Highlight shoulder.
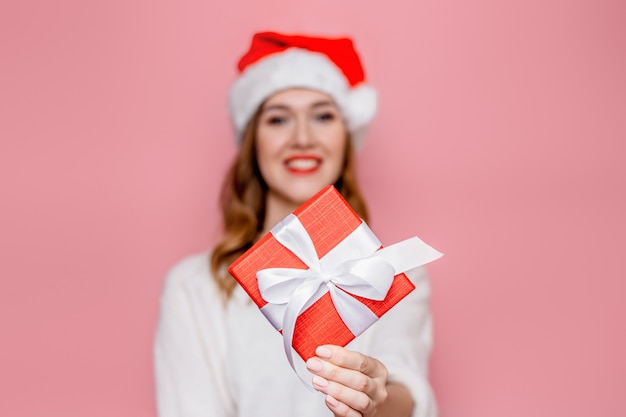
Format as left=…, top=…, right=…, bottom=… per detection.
left=160, top=251, right=216, bottom=299
left=166, top=251, right=211, bottom=281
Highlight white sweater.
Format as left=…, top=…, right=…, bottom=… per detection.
left=154, top=252, right=437, bottom=417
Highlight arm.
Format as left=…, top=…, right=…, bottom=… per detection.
left=154, top=255, right=233, bottom=417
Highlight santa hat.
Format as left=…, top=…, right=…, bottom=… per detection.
left=228, top=31, right=377, bottom=149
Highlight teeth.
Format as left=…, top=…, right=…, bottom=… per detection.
left=287, top=158, right=319, bottom=170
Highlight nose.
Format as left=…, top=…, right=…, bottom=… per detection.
left=292, top=115, right=314, bottom=147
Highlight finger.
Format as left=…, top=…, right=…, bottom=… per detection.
left=307, top=355, right=371, bottom=394
left=325, top=394, right=363, bottom=417
left=316, top=345, right=387, bottom=380
left=309, top=363, right=377, bottom=413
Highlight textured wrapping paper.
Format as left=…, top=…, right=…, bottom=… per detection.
left=228, top=185, right=442, bottom=384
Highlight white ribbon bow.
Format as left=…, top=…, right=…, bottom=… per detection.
left=256, top=214, right=443, bottom=386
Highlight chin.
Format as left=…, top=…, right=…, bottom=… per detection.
left=288, top=186, right=327, bottom=207
left=269, top=178, right=339, bottom=209
left=292, top=191, right=319, bottom=206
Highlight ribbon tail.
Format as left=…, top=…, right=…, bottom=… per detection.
left=376, top=236, right=443, bottom=274
left=281, top=279, right=324, bottom=390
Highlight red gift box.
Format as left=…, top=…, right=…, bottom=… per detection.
left=228, top=185, right=417, bottom=362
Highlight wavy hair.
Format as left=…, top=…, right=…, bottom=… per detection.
left=210, top=110, right=369, bottom=300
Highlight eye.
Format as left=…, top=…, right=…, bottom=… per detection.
left=315, top=112, right=336, bottom=122
left=264, top=115, right=288, bottom=125
left=269, top=116, right=285, bottom=124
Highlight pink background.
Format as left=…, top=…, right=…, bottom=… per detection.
left=1, top=0, right=624, bottom=416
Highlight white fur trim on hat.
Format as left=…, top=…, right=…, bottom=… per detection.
left=228, top=48, right=377, bottom=149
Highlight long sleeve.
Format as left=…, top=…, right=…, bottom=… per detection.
left=153, top=254, right=235, bottom=417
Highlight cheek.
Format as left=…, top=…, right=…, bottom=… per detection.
left=255, top=134, right=285, bottom=185
left=255, top=130, right=276, bottom=164
left=255, top=146, right=274, bottom=181
left=256, top=125, right=289, bottom=158
left=327, top=129, right=348, bottom=167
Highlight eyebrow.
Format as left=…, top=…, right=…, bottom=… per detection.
left=261, top=100, right=337, bottom=113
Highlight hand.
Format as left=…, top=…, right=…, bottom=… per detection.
left=305, top=345, right=389, bottom=417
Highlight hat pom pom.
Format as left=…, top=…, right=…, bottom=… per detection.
left=344, top=85, right=377, bottom=148
left=345, top=86, right=377, bottom=130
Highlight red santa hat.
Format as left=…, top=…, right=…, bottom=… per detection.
left=228, top=31, right=377, bottom=149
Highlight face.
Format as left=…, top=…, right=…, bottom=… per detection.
left=256, top=88, right=348, bottom=213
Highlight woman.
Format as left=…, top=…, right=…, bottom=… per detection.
left=154, top=31, right=437, bottom=417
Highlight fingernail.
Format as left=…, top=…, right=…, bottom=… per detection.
left=306, top=357, right=323, bottom=372
left=326, top=395, right=339, bottom=407
left=316, top=346, right=332, bottom=358
left=312, top=375, right=328, bottom=387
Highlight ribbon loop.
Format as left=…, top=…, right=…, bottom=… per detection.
left=257, top=268, right=314, bottom=304
left=332, top=254, right=396, bottom=300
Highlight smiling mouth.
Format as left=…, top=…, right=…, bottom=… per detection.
left=285, top=157, right=321, bottom=173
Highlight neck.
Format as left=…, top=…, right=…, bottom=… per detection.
left=260, top=193, right=299, bottom=237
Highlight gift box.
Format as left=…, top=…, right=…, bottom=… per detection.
left=229, top=185, right=442, bottom=369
